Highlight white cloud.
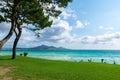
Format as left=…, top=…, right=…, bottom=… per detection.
left=20, top=29, right=36, bottom=41
left=99, top=26, right=114, bottom=30
left=61, top=8, right=76, bottom=19
left=80, top=36, right=96, bottom=44
left=0, top=22, right=10, bottom=40
left=17, top=28, right=39, bottom=47
left=63, top=32, right=120, bottom=49
left=75, top=20, right=90, bottom=29
left=84, top=21, right=90, bottom=26
left=0, top=22, right=10, bottom=32
left=79, top=32, right=120, bottom=45
left=39, top=17, right=73, bottom=43
left=76, top=20, right=84, bottom=28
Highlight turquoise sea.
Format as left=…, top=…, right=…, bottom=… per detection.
left=1, top=50, right=120, bottom=64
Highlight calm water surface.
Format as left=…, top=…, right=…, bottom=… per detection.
left=1, top=50, right=120, bottom=64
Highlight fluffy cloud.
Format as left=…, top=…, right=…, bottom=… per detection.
left=61, top=9, right=76, bottom=19
left=38, top=18, right=73, bottom=43
left=0, top=22, right=10, bottom=32
left=17, top=28, right=39, bottom=47
left=0, top=22, right=10, bottom=40
left=75, top=20, right=90, bottom=29
left=79, top=32, right=120, bottom=45
left=76, top=20, right=84, bottom=28
left=80, top=36, right=96, bottom=44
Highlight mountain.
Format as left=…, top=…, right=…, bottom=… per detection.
left=17, top=45, right=70, bottom=50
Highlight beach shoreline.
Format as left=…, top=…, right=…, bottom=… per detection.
left=1, top=50, right=120, bottom=64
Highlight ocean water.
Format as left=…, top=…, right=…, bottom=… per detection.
left=0, top=50, right=120, bottom=64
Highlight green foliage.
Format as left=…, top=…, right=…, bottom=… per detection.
left=56, top=0, right=73, bottom=7
left=0, top=0, right=72, bottom=35
left=0, top=56, right=120, bottom=80
left=0, top=0, right=12, bottom=23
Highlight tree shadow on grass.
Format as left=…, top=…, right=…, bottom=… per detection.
left=0, top=58, right=12, bottom=60
left=0, top=56, right=13, bottom=60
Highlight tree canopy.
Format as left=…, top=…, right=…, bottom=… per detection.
left=0, top=0, right=72, bottom=30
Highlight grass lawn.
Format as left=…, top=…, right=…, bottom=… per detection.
left=0, top=56, right=120, bottom=80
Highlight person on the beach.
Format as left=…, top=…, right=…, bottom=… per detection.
left=113, top=60, right=116, bottom=64
left=88, top=58, right=92, bottom=62
left=101, top=59, right=104, bottom=63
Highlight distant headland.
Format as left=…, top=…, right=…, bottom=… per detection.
left=3, top=45, right=70, bottom=51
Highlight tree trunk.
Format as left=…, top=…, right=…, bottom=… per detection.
left=0, top=23, right=15, bottom=49
left=12, top=26, right=22, bottom=59
left=0, top=0, right=20, bottom=50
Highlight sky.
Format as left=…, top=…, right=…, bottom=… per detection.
left=1, top=0, right=120, bottom=49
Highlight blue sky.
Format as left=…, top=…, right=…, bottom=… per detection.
left=1, top=0, right=120, bottom=49
left=69, top=0, right=120, bottom=35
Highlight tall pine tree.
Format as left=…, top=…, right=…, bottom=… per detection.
left=0, top=0, right=72, bottom=59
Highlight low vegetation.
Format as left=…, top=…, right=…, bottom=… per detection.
left=0, top=56, right=120, bottom=80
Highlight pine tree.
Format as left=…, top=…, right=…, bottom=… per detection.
left=0, top=0, right=72, bottom=59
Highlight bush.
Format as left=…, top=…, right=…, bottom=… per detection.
left=20, top=53, right=23, bottom=56
left=23, top=52, right=28, bottom=57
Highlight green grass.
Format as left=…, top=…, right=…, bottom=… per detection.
left=0, top=56, right=120, bottom=80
